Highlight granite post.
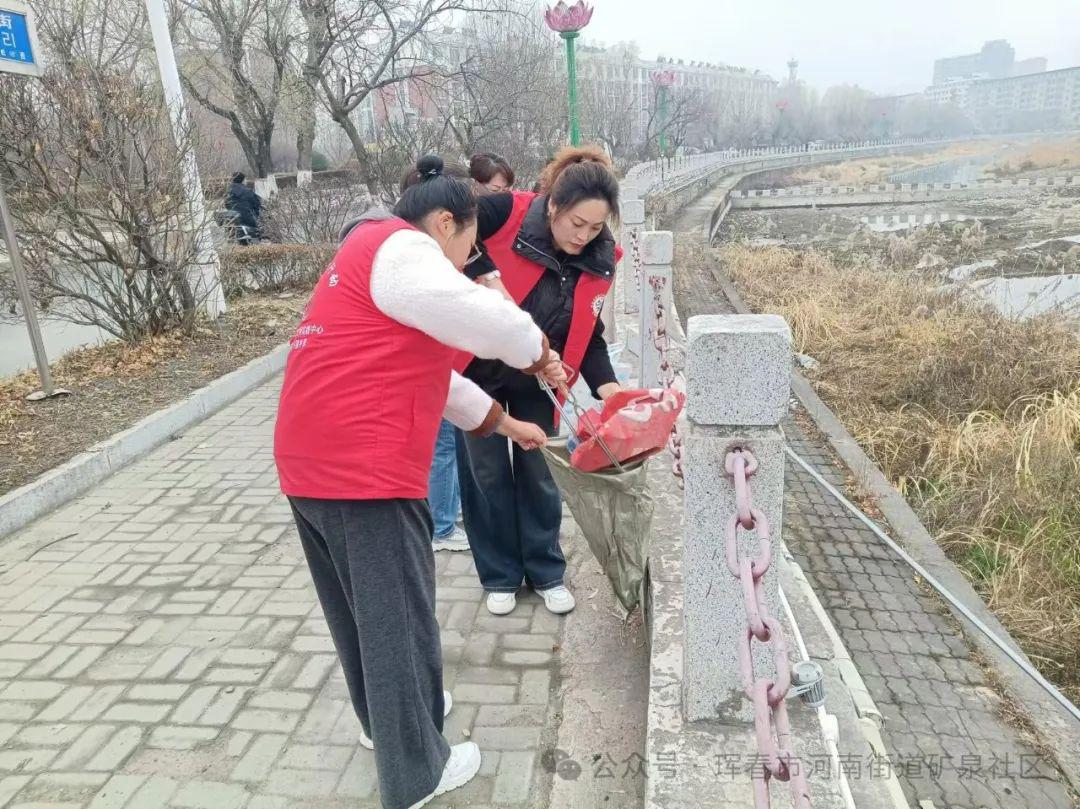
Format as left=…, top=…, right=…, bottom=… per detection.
left=638, top=231, right=674, bottom=389
left=682, top=314, right=792, bottom=722
left=620, top=193, right=645, bottom=315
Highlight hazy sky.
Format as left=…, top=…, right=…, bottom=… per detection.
left=581, top=0, right=1080, bottom=95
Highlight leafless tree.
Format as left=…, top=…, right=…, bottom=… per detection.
left=578, top=44, right=643, bottom=167
left=294, top=0, right=329, bottom=173
left=31, top=0, right=148, bottom=72
left=0, top=61, right=214, bottom=340
left=819, top=84, right=876, bottom=141
left=293, top=0, right=506, bottom=186
left=175, top=0, right=295, bottom=178
left=422, top=12, right=564, bottom=183
left=708, top=86, right=768, bottom=148
left=642, top=82, right=708, bottom=158
left=770, top=81, right=821, bottom=145
left=365, top=117, right=462, bottom=199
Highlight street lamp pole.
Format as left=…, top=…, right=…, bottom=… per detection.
left=545, top=2, right=594, bottom=147
left=561, top=31, right=581, bottom=146
left=652, top=69, right=676, bottom=158
left=145, top=0, right=226, bottom=318
left=658, top=84, right=668, bottom=155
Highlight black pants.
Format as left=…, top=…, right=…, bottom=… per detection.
left=289, top=496, right=449, bottom=809
left=456, top=376, right=565, bottom=593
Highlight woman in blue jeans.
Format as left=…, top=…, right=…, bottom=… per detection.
left=456, top=146, right=622, bottom=617
left=429, top=420, right=467, bottom=551
left=428, top=153, right=517, bottom=553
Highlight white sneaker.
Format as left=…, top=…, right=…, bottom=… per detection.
left=540, top=585, right=576, bottom=615
left=433, top=527, right=470, bottom=553
left=486, top=591, right=517, bottom=616
left=359, top=691, right=453, bottom=751
left=408, top=742, right=482, bottom=809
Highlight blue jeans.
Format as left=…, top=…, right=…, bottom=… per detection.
left=428, top=420, right=461, bottom=540
left=456, top=377, right=565, bottom=593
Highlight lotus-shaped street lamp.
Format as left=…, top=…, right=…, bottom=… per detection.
left=545, top=2, right=595, bottom=145
left=651, top=69, right=677, bottom=88
left=545, top=1, right=594, bottom=32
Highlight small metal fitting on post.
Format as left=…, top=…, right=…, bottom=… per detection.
left=790, top=660, right=826, bottom=708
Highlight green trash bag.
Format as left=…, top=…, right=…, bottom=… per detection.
left=541, top=438, right=654, bottom=612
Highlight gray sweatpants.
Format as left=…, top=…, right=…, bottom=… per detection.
left=288, top=496, right=450, bottom=809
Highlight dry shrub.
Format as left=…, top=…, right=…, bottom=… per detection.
left=723, top=243, right=1080, bottom=700
left=958, top=221, right=987, bottom=259
left=220, top=243, right=335, bottom=297
left=887, top=234, right=919, bottom=266
left=259, top=183, right=368, bottom=245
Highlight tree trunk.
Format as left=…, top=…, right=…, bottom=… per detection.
left=296, top=84, right=317, bottom=173
left=334, top=107, right=374, bottom=190
left=297, top=2, right=328, bottom=173
left=257, top=127, right=274, bottom=178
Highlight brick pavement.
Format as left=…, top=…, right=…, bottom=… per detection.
left=0, top=380, right=561, bottom=809
left=672, top=236, right=1076, bottom=809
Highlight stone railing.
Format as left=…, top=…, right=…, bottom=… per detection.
left=733, top=174, right=1080, bottom=199
left=625, top=138, right=944, bottom=198
left=615, top=140, right=867, bottom=808
left=623, top=138, right=963, bottom=232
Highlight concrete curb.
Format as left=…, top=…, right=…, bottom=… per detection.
left=0, top=343, right=290, bottom=541
left=709, top=264, right=1080, bottom=796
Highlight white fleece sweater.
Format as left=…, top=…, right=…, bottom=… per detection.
left=369, top=229, right=544, bottom=432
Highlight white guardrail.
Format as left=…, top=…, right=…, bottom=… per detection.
left=623, top=137, right=952, bottom=199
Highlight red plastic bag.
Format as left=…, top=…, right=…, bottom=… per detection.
left=570, top=387, right=686, bottom=473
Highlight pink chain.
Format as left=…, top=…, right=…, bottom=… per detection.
left=648, top=275, right=684, bottom=483
left=725, top=449, right=811, bottom=809
left=726, top=449, right=759, bottom=529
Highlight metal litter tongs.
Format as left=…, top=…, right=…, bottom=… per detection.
left=538, top=365, right=625, bottom=473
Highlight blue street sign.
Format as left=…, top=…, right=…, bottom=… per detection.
left=0, top=10, right=32, bottom=65
left=0, top=3, right=40, bottom=76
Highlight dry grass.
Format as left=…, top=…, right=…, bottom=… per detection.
left=989, top=137, right=1080, bottom=177
left=722, top=244, right=1080, bottom=701
left=789, top=159, right=898, bottom=187
left=789, top=141, right=995, bottom=186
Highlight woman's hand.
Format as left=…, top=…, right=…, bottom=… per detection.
left=597, top=382, right=622, bottom=401
left=539, top=349, right=568, bottom=388
left=496, top=416, right=548, bottom=451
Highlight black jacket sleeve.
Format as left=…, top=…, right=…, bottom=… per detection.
left=476, top=192, right=514, bottom=239
left=465, top=193, right=515, bottom=280
left=578, top=315, right=618, bottom=399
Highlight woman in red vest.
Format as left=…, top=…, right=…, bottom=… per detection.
left=274, top=156, right=562, bottom=809
left=455, top=146, right=623, bottom=618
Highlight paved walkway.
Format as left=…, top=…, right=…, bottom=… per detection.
left=672, top=232, right=1076, bottom=809
left=0, top=379, right=571, bottom=809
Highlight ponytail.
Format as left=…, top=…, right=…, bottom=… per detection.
left=394, top=155, right=477, bottom=228
left=538, top=145, right=619, bottom=219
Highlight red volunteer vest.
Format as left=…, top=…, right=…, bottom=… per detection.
left=453, top=191, right=618, bottom=390
left=274, top=218, right=455, bottom=500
